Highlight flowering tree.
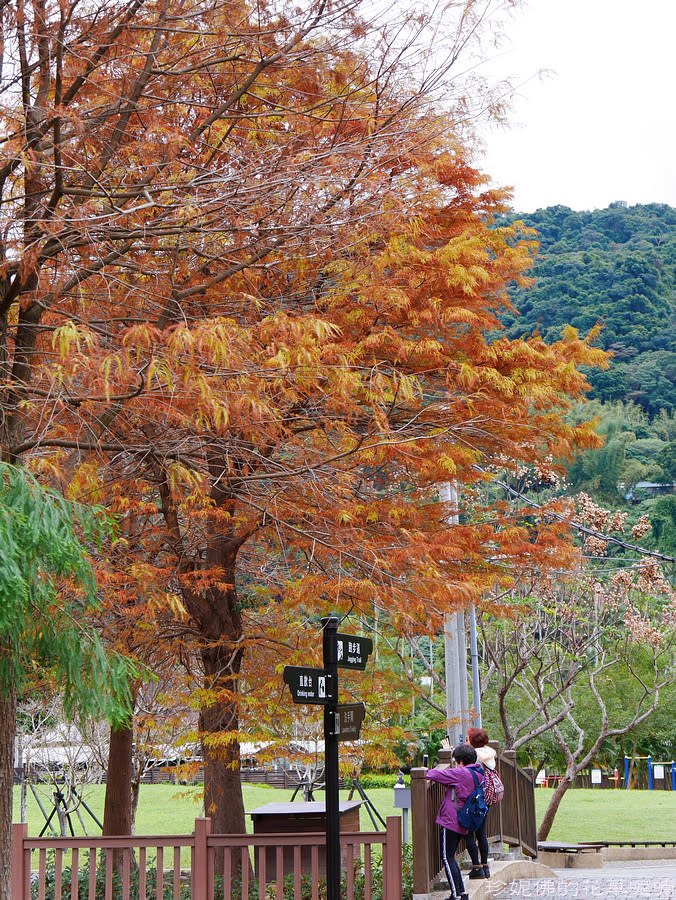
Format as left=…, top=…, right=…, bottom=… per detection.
left=477, top=496, right=676, bottom=840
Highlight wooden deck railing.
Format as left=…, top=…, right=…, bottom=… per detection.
left=11, top=815, right=402, bottom=900
left=490, top=750, right=537, bottom=857
left=410, top=746, right=537, bottom=896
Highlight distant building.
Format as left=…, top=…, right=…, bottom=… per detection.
left=623, top=481, right=676, bottom=502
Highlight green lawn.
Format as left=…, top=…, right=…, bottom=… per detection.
left=12, top=782, right=399, bottom=836
left=534, top=787, right=676, bottom=842
left=13, top=783, right=676, bottom=843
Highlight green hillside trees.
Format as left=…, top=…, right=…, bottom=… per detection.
left=502, top=203, right=676, bottom=415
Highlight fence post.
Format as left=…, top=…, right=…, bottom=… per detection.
left=410, top=767, right=430, bottom=900
left=193, top=817, right=212, bottom=900
left=502, top=750, right=519, bottom=847
left=384, top=816, right=402, bottom=900
left=11, top=822, right=28, bottom=900
left=522, top=765, right=535, bottom=855
left=438, top=748, right=453, bottom=765
left=489, top=743, right=503, bottom=845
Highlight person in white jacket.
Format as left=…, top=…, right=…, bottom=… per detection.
left=467, top=727, right=497, bottom=879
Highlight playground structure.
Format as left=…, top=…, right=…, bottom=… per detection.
left=533, top=759, right=676, bottom=790
left=624, top=755, right=676, bottom=790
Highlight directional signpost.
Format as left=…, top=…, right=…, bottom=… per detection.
left=333, top=702, right=366, bottom=741
left=283, top=666, right=333, bottom=705
left=282, top=616, right=372, bottom=900
left=335, top=633, right=373, bottom=670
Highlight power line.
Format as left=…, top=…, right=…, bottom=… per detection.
left=474, top=466, right=676, bottom=565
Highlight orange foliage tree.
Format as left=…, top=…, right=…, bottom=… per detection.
left=0, top=0, right=606, bottom=837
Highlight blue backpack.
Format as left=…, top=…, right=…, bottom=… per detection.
left=455, top=767, right=488, bottom=830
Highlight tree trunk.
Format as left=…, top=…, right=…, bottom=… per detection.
left=195, top=472, right=247, bottom=837
left=160, top=459, right=249, bottom=838
left=103, top=721, right=134, bottom=873
left=200, top=642, right=246, bottom=835
left=103, top=721, right=134, bottom=835
left=537, top=772, right=574, bottom=841
left=0, top=677, right=17, bottom=900
left=200, top=633, right=249, bottom=890
left=131, top=766, right=142, bottom=830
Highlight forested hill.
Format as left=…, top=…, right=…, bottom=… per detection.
left=501, top=202, right=676, bottom=415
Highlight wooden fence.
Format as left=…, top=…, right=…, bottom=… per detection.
left=410, top=748, right=537, bottom=896
left=14, top=766, right=347, bottom=789
left=11, top=816, right=402, bottom=900
left=240, top=769, right=347, bottom=791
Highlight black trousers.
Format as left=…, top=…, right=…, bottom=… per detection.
left=474, top=816, right=489, bottom=865
left=440, top=827, right=480, bottom=897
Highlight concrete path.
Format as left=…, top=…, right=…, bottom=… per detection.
left=479, top=859, right=675, bottom=899
left=432, top=858, right=676, bottom=900
left=490, top=859, right=676, bottom=898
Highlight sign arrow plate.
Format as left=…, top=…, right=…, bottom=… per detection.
left=283, top=666, right=334, bottom=705
left=335, top=633, right=373, bottom=670
left=333, top=702, right=366, bottom=741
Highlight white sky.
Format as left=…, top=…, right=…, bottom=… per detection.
left=476, top=0, right=676, bottom=213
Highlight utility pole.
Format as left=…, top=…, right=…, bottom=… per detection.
left=458, top=609, right=470, bottom=737
left=440, top=482, right=482, bottom=741
left=440, top=482, right=465, bottom=744
left=469, top=605, right=482, bottom=727
left=443, top=612, right=463, bottom=746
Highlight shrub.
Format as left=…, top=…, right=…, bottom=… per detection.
left=31, top=855, right=190, bottom=900
left=352, top=773, right=406, bottom=789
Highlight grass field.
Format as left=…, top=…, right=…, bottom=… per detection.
left=13, top=783, right=676, bottom=843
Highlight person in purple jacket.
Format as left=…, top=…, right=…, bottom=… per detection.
left=425, top=743, right=485, bottom=900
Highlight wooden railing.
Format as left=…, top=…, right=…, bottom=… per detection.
left=489, top=750, right=537, bottom=858
left=14, top=766, right=347, bottom=788
left=240, top=769, right=347, bottom=790
left=410, top=747, right=537, bottom=896
left=11, top=815, right=402, bottom=900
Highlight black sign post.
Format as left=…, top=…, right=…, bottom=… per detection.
left=282, top=619, right=372, bottom=900
left=322, top=616, right=341, bottom=900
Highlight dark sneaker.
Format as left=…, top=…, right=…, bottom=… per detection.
left=468, top=867, right=486, bottom=879
left=482, top=865, right=491, bottom=878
